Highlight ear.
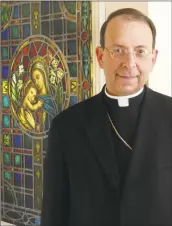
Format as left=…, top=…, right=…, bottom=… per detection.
left=152, top=49, right=158, bottom=66
left=96, top=46, right=104, bottom=69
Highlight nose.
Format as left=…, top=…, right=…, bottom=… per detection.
left=122, top=52, right=136, bottom=69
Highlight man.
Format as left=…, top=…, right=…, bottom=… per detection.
left=41, top=8, right=172, bottom=226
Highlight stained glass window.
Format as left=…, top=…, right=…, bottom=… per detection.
left=1, top=1, right=92, bottom=225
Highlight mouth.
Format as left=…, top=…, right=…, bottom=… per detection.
left=117, top=73, right=138, bottom=79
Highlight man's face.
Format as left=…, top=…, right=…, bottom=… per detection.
left=96, top=16, right=158, bottom=96
left=27, top=87, right=37, bottom=104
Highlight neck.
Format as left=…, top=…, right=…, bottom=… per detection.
left=39, top=87, right=47, bottom=95
left=105, top=87, right=144, bottom=99
left=105, top=86, right=144, bottom=107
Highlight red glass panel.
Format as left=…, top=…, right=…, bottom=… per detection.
left=29, top=43, right=37, bottom=57
left=39, top=43, right=47, bottom=56
left=35, top=41, right=42, bottom=52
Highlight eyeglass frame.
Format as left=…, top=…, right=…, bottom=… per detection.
left=101, top=45, right=153, bottom=60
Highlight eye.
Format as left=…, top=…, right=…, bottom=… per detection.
left=113, top=47, right=125, bottom=54
left=136, top=48, right=148, bottom=56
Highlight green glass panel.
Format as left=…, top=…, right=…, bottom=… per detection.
left=13, top=119, right=19, bottom=128
left=67, top=20, right=76, bottom=33
left=56, top=42, right=63, bottom=52
left=68, top=62, right=77, bottom=77
left=83, top=61, right=89, bottom=78
left=4, top=171, right=12, bottom=181
left=11, top=25, right=19, bottom=39
left=64, top=2, right=76, bottom=15
left=82, top=1, right=88, bottom=10
left=22, top=3, right=30, bottom=17
left=24, top=134, right=32, bottom=149
left=3, top=134, right=10, bottom=147
left=82, top=13, right=88, bottom=29
left=3, top=152, right=10, bottom=165
left=3, top=115, right=10, bottom=128
left=1, top=6, right=11, bottom=26
left=2, top=96, right=10, bottom=108
left=2, top=47, right=8, bottom=60
left=83, top=45, right=89, bottom=58
left=14, top=155, right=21, bottom=166
left=82, top=1, right=88, bottom=29
left=84, top=93, right=88, bottom=100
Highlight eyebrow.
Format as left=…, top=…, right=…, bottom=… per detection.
left=111, top=44, right=149, bottom=49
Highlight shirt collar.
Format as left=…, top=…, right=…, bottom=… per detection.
left=105, top=86, right=144, bottom=107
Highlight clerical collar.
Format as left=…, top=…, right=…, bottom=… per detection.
left=105, top=87, right=144, bottom=107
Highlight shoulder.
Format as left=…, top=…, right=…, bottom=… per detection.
left=148, top=87, right=172, bottom=104
left=51, top=92, right=102, bottom=131
left=147, top=87, right=172, bottom=117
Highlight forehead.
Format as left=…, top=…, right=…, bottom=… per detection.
left=105, top=16, right=153, bottom=48
left=32, top=69, right=41, bottom=76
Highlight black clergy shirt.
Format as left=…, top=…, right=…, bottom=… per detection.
left=103, top=87, right=145, bottom=196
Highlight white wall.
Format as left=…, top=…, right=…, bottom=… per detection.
left=148, top=2, right=171, bottom=96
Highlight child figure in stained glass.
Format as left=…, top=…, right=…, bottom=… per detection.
left=18, top=80, right=43, bottom=131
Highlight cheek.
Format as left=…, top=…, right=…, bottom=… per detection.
left=103, top=59, right=121, bottom=74
left=137, top=61, right=153, bottom=76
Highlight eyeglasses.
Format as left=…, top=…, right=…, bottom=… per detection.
left=103, top=46, right=152, bottom=60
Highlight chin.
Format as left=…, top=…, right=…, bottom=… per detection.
left=122, top=86, right=141, bottom=95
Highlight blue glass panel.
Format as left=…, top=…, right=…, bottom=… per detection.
left=25, top=195, right=33, bottom=209
left=25, top=156, right=32, bottom=169
left=69, top=96, right=77, bottom=107
left=1, top=28, right=9, bottom=40
left=13, top=135, right=22, bottom=148
left=43, top=138, right=48, bottom=152
left=13, top=6, right=19, bottom=19
left=67, top=40, right=76, bottom=55
left=35, top=216, right=41, bottom=225
left=2, top=66, right=9, bottom=79
left=14, top=173, right=22, bottom=186
left=25, top=175, right=33, bottom=189
left=54, top=19, right=63, bottom=35
left=53, top=2, right=60, bottom=13
left=12, top=46, right=17, bottom=55
left=23, top=24, right=30, bottom=38
left=41, top=21, right=49, bottom=37
left=3, top=115, right=10, bottom=128
left=2, top=96, right=9, bottom=108
left=41, top=2, right=49, bottom=15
